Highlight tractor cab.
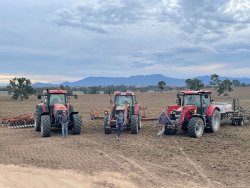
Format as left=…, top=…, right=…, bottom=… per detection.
left=179, top=90, right=212, bottom=115
left=112, top=91, right=136, bottom=118
left=114, top=91, right=136, bottom=106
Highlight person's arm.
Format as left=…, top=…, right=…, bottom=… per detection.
left=165, top=115, right=172, bottom=124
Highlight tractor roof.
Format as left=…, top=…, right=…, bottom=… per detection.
left=181, top=90, right=211, bottom=95
left=114, top=91, right=135, bottom=96
left=43, top=89, right=67, bottom=94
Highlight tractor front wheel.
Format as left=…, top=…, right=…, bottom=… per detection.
left=71, top=114, right=82, bottom=135
left=41, top=115, right=51, bottom=137
left=164, top=125, right=177, bottom=135
left=104, top=115, right=111, bottom=134
left=207, top=110, right=221, bottom=133
left=131, top=115, right=139, bottom=134
left=188, top=117, right=204, bottom=138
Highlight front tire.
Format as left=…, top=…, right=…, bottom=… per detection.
left=164, top=125, right=177, bottom=135
left=207, top=110, right=221, bottom=133
left=131, top=115, right=139, bottom=134
left=188, top=117, right=204, bottom=138
left=71, top=114, right=82, bottom=135
left=41, top=115, right=51, bottom=137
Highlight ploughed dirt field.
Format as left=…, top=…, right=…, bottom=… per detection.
left=0, top=88, right=250, bottom=188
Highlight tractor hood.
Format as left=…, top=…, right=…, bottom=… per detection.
left=54, top=104, right=67, bottom=111
left=176, top=105, right=196, bottom=112
left=115, top=105, right=126, bottom=111
left=54, top=104, right=67, bottom=114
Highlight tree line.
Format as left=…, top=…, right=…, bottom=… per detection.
left=2, top=75, right=249, bottom=100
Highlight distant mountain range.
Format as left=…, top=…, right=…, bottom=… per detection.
left=32, top=74, right=250, bottom=87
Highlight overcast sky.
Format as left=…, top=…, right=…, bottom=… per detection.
left=0, top=0, right=250, bottom=85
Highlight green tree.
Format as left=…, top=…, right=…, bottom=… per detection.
left=185, top=79, right=204, bottom=90
left=59, top=85, right=73, bottom=95
left=232, top=80, right=240, bottom=87
left=8, top=77, right=34, bottom=100
left=215, top=79, right=233, bottom=96
left=222, top=79, right=233, bottom=96
left=158, top=81, right=166, bottom=93
left=209, top=74, right=220, bottom=88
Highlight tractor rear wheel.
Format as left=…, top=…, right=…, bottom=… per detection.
left=71, top=114, right=82, bottom=135
left=207, top=110, right=221, bottom=133
left=131, top=115, right=139, bottom=134
left=34, top=110, right=41, bottom=132
left=104, top=115, right=111, bottom=134
left=188, top=117, right=204, bottom=138
left=41, top=115, right=51, bottom=137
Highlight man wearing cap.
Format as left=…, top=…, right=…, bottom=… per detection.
left=59, top=110, right=69, bottom=138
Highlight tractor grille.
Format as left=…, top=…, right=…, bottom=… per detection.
left=175, top=112, right=181, bottom=122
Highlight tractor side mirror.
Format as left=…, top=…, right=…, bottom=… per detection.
left=37, top=95, right=41, bottom=99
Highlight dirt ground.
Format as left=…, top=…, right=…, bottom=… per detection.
left=0, top=88, right=250, bottom=188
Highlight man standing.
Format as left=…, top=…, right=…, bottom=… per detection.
left=60, top=110, right=69, bottom=138
left=116, top=111, right=124, bottom=141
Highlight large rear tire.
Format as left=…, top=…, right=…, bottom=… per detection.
left=207, top=110, right=221, bottom=133
left=131, top=115, right=139, bottom=134
left=104, top=115, right=111, bottom=134
left=41, top=115, right=51, bottom=137
left=71, top=114, right=82, bottom=135
left=188, top=117, right=204, bottom=138
left=34, top=109, right=41, bottom=132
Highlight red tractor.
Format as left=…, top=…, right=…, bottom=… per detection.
left=165, top=90, right=221, bottom=138
left=35, top=89, right=82, bottom=137
left=103, top=91, right=141, bottom=134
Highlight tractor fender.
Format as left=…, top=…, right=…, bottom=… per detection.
left=41, top=112, right=50, bottom=116
left=178, top=105, right=196, bottom=124
left=190, top=114, right=206, bottom=124
left=36, top=104, right=47, bottom=114
left=134, top=103, right=140, bottom=115
left=69, top=111, right=79, bottom=118
left=206, top=105, right=220, bottom=117
left=67, top=103, right=74, bottom=114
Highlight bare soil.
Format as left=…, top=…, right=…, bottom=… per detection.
left=0, top=88, right=250, bottom=188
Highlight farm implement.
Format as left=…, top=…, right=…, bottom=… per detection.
left=164, top=90, right=250, bottom=138
left=1, top=113, right=34, bottom=128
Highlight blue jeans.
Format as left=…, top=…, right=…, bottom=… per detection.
left=62, top=123, right=68, bottom=138
left=116, top=123, right=123, bottom=138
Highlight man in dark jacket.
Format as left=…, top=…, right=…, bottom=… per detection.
left=116, top=111, right=124, bottom=141
left=59, top=110, right=69, bottom=138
